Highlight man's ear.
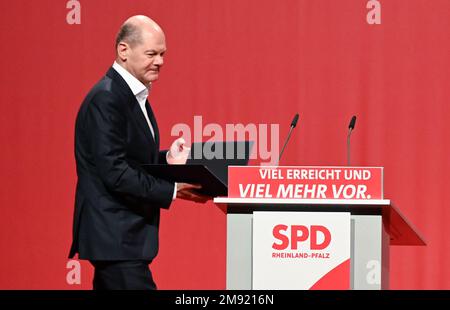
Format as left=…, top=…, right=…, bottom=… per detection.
left=117, top=42, right=129, bottom=61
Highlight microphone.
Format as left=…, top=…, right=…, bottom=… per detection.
left=278, top=113, right=299, bottom=165
left=347, top=115, right=357, bottom=165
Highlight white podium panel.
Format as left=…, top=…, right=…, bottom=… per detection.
left=252, top=212, right=351, bottom=290
left=217, top=198, right=419, bottom=290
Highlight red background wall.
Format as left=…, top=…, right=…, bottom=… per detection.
left=0, top=0, right=449, bottom=289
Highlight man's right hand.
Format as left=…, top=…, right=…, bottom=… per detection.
left=176, top=183, right=211, bottom=203
left=167, top=138, right=190, bottom=165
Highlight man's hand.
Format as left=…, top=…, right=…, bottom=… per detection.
left=176, top=183, right=211, bottom=203
left=167, top=137, right=191, bottom=165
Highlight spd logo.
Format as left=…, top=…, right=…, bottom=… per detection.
left=272, top=225, right=331, bottom=250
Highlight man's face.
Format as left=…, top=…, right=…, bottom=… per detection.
left=125, top=30, right=166, bottom=86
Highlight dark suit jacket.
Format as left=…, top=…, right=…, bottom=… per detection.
left=69, top=67, right=174, bottom=261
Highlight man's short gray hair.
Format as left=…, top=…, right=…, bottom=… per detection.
left=115, top=23, right=142, bottom=49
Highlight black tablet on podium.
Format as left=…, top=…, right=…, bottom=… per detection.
left=142, top=141, right=253, bottom=197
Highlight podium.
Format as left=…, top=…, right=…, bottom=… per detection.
left=213, top=167, right=426, bottom=290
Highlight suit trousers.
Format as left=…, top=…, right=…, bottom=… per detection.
left=90, top=260, right=157, bottom=290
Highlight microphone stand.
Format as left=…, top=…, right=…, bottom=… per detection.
left=347, top=127, right=353, bottom=166
left=347, top=116, right=356, bottom=166
left=279, top=125, right=295, bottom=165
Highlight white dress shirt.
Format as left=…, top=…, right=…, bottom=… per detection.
left=112, top=61, right=177, bottom=200
left=112, top=62, right=155, bottom=138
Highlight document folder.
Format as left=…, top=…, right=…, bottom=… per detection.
left=142, top=164, right=228, bottom=197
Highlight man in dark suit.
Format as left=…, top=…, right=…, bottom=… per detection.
left=69, top=15, right=207, bottom=290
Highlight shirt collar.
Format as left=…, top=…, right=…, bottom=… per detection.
left=112, top=61, right=150, bottom=99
